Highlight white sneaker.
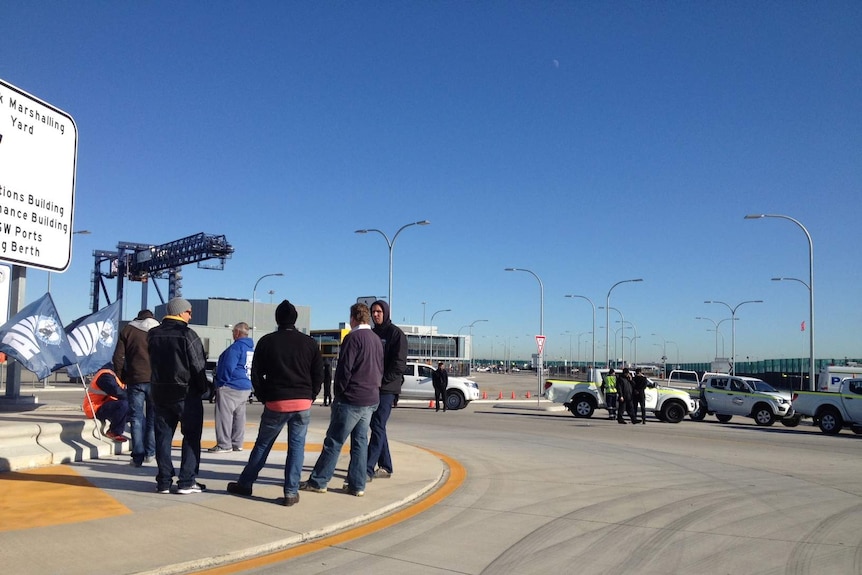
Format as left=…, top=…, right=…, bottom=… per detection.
left=177, top=483, right=207, bottom=495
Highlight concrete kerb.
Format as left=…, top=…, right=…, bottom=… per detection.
left=0, top=407, right=128, bottom=472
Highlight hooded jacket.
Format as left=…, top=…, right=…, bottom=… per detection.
left=216, top=336, right=254, bottom=391
left=113, top=316, right=160, bottom=385
left=371, top=300, right=408, bottom=395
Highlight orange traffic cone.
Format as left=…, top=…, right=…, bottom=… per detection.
left=482, top=391, right=487, bottom=399
left=497, top=391, right=503, bottom=399
left=428, top=400, right=435, bottom=408
left=511, top=391, right=516, bottom=399
left=526, top=391, right=531, bottom=398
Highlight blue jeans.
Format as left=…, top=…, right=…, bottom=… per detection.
left=128, top=383, right=155, bottom=464
left=309, top=399, right=377, bottom=491
left=153, top=396, right=203, bottom=490
left=367, top=392, right=395, bottom=477
left=238, top=407, right=310, bottom=496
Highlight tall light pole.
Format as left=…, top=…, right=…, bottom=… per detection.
left=505, top=268, right=544, bottom=397
left=428, top=308, right=451, bottom=361
left=617, top=319, right=638, bottom=365
left=566, top=294, right=596, bottom=370
left=251, top=273, right=283, bottom=340
left=705, top=299, right=763, bottom=375
left=468, top=319, right=488, bottom=371
left=355, top=220, right=430, bottom=313
left=600, top=305, right=626, bottom=365
left=606, top=279, right=642, bottom=368
left=746, top=213, right=814, bottom=389
left=772, top=277, right=810, bottom=389
left=695, top=316, right=720, bottom=360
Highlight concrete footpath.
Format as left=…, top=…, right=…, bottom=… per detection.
left=0, top=393, right=450, bottom=575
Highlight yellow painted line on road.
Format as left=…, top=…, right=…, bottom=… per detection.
left=0, top=465, right=131, bottom=531
left=190, top=448, right=465, bottom=575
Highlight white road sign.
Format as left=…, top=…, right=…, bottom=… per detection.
left=0, top=78, right=77, bottom=272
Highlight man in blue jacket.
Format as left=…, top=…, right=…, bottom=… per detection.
left=209, top=322, right=254, bottom=453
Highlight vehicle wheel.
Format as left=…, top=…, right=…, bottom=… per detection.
left=445, top=390, right=466, bottom=410
left=716, top=414, right=733, bottom=423
left=661, top=401, right=686, bottom=424
left=568, top=394, right=595, bottom=418
left=753, top=404, right=776, bottom=426
left=781, top=414, right=802, bottom=427
left=817, top=407, right=843, bottom=435
left=689, top=399, right=707, bottom=421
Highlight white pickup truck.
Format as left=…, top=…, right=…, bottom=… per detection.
left=791, top=378, right=862, bottom=434
left=543, top=369, right=698, bottom=423
left=690, top=374, right=797, bottom=426
left=400, top=362, right=480, bottom=410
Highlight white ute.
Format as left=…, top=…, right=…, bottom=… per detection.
left=399, top=362, right=480, bottom=410
left=543, top=369, right=698, bottom=423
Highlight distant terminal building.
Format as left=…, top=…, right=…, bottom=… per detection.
left=154, top=297, right=311, bottom=361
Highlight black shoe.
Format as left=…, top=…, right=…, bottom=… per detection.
left=227, top=482, right=252, bottom=496
left=277, top=494, right=299, bottom=506
left=617, top=420, right=628, bottom=424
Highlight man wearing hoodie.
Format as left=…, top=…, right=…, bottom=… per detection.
left=113, top=309, right=159, bottom=467
left=148, top=298, right=209, bottom=495
left=366, top=299, right=407, bottom=481
left=228, top=301, right=323, bottom=506
left=209, top=322, right=254, bottom=453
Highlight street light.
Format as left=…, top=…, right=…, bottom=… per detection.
left=704, top=299, right=763, bottom=375
left=606, top=279, right=642, bottom=368
left=746, top=213, right=814, bottom=390
left=355, top=220, right=430, bottom=312
left=506, top=268, right=544, bottom=397
left=428, top=308, right=451, bottom=361
left=695, top=316, right=720, bottom=360
left=566, top=294, right=596, bottom=370
left=251, top=273, right=284, bottom=340
left=468, top=319, right=488, bottom=371
left=600, top=306, right=626, bottom=365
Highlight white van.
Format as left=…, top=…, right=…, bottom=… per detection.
left=818, top=366, right=862, bottom=393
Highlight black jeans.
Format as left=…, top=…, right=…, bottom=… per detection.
left=153, top=396, right=203, bottom=490
left=434, top=386, right=447, bottom=410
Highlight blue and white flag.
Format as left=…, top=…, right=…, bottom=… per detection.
left=0, top=293, right=76, bottom=379
left=64, top=300, right=121, bottom=376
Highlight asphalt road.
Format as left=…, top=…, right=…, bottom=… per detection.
left=33, top=375, right=862, bottom=574
left=245, top=392, right=862, bottom=574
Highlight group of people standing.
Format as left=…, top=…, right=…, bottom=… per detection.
left=105, top=295, right=410, bottom=506
left=601, top=367, right=650, bottom=424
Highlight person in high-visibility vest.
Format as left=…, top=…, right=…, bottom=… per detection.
left=601, top=368, right=618, bottom=420
left=83, top=368, right=130, bottom=442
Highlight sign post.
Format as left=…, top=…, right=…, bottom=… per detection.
left=535, top=335, right=546, bottom=404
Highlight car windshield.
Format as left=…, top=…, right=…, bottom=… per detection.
left=749, top=380, right=777, bottom=393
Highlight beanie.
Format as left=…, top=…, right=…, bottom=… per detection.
left=166, top=297, right=192, bottom=316
left=276, top=299, right=298, bottom=326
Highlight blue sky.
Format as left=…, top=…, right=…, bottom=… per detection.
left=1, top=1, right=860, bottom=364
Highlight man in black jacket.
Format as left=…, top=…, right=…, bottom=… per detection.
left=148, top=297, right=209, bottom=495
left=228, top=300, right=323, bottom=506
left=366, top=300, right=407, bottom=480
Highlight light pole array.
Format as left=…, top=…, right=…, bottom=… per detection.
left=428, top=308, right=451, bottom=361
left=505, top=268, right=545, bottom=397
left=704, top=299, right=763, bottom=375
left=605, top=278, right=642, bottom=368
left=251, top=273, right=283, bottom=340
left=566, top=294, right=596, bottom=369
left=746, top=213, right=814, bottom=389
left=355, top=220, right=430, bottom=313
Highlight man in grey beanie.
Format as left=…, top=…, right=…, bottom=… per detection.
left=148, top=297, right=209, bottom=495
